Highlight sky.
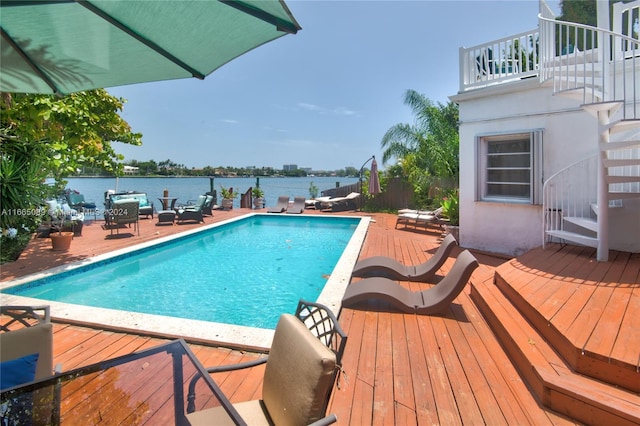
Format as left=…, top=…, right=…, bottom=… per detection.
left=107, top=0, right=561, bottom=172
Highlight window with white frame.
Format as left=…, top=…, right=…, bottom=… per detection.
left=476, top=130, right=543, bottom=204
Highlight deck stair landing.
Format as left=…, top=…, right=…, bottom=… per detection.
left=470, top=244, right=640, bottom=425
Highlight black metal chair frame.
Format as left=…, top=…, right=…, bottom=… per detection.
left=186, top=299, right=347, bottom=424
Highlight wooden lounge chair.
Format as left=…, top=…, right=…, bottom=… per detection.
left=186, top=300, right=346, bottom=426
left=352, top=233, right=457, bottom=282
left=342, top=250, right=479, bottom=315
left=286, top=196, right=306, bottom=214
left=267, top=195, right=290, bottom=213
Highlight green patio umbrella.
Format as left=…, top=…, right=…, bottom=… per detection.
left=0, top=0, right=301, bottom=95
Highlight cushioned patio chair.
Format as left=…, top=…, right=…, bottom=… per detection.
left=342, top=250, right=479, bottom=316
left=176, top=195, right=206, bottom=224
left=186, top=300, right=346, bottom=426
left=66, top=192, right=97, bottom=219
left=286, top=196, right=306, bottom=214
left=267, top=195, right=290, bottom=213
left=352, top=233, right=457, bottom=282
left=106, top=200, right=139, bottom=236
left=1, top=305, right=61, bottom=424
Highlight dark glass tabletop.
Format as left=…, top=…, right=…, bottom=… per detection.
left=0, top=339, right=246, bottom=425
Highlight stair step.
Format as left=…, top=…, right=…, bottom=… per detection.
left=606, top=175, right=640, bottom=184
left=608, top=191, right=640, bottom=201
left=603, top=158, right=640, bottom=168
left=545, top=230, right=598, bottom=248
left=554, top=86, right=604, bottom=102
left=607, top=119, right=640, bottom=135
left=564, top=216, right=598, bottom=232
left=600, top=139, right=640, bottom=151
left=470, top=279, right=640, bottom=425
left=583, top=101, right=623, bottom=115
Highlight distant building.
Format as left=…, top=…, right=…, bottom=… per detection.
left=123, top=165, right=139, bottom=175
left=283, top=164, right=298, bottom=171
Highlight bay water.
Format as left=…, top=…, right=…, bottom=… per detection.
left=65, top=176, right=358, bottom=213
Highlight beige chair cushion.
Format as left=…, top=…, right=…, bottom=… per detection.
left=186, top=400, right=268, bottom=426
left=262, top=313, right=336, bottom=426
left=0, top=322, right=54, bottom=380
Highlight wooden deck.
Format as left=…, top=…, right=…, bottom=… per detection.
left=2, top=208, right=638, bottom=424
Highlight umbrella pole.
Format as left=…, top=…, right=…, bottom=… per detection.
left=358, top=155, right=375, bottom=211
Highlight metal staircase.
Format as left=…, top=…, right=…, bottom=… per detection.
left=540, top=3, right=640, bottom=261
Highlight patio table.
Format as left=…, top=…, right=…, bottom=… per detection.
left=0, top=339, right=246, bottom=425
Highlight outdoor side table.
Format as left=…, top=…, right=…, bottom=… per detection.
left=0, top=339, right=246, bottom=425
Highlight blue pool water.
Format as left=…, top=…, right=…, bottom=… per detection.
left=3, top=215, right=360, bottom=329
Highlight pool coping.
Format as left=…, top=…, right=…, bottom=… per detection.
left=0, top=213, right=370, bottom=351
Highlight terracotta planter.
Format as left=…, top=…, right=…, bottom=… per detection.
left=443, top=224, right=460, bottom=242
left=50, top=232, right=74, bottom=251
left=221, top=198, right=234, bottom=210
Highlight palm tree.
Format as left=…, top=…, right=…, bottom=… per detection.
left=381, top=90, right=459, bottom=205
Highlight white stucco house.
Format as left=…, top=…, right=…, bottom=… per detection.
left=451, top=0, right=640, bottom=261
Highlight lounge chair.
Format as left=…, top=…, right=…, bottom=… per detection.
left=286, top=196, right=306, bottom=214
left=396, top=207, right=444, bottom=230
left=267, top=195, right=290, bottom=213
left=186, top=300, right=346, bottom=426
left=352, top=233, right=458, bottom=282
left=342, top=250, right=479, bottom=315
left=319, top=192, right=360, bottom=212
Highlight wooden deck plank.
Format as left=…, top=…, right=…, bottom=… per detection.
left=415, top=313, right=463, bottom=425
left=372, top=311, right=395, bottom=425
left=389, top=312, right=415, bottom=413
left=4, top=211, right=637, bottom=424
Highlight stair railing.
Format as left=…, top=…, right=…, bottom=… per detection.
left=542, top=154, right=598, bottom=247
left=538, top=15, right=639, bottom=120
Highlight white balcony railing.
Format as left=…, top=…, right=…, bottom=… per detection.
left=459, top=29, right=540, bottom=90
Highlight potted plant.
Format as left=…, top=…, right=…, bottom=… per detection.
left=308, top=181, right=318, bottom=199
left=219, top=185, right=236, bottom=210
left=252, top=187, right=265, bottom=209
left=440, top=189, right=459, bottom=240
left=50, top=207, right=74, bottom=251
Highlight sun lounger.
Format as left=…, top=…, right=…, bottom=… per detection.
left=319, top=192, right=360, bottom=212
left=352, top=233, right=457, bottom=281
left=268, top=195, right=290, bottom=213
left=342, top=250, right=479, bottom=315
left=286, top=196, right=306, bottom=214
left=396, top=207, right=444, bottom=229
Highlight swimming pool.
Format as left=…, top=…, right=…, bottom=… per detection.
left=1, top=213, right=369, bottom=349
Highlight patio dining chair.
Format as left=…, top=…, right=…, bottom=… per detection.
left=1, top=305, right=61, bottom=424
left=186, top=300, right=346, bottom=426
left=106, top=200, right=140, bottom=236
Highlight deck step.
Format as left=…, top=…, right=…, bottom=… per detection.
left=563, top=216, right=598, bottom=232
left=470, top=278, right=640, bottom=425
left=546, top=230, right=598, bottom=248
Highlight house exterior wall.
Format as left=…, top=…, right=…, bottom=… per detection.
left=453, top=79, right=599, bottom=256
